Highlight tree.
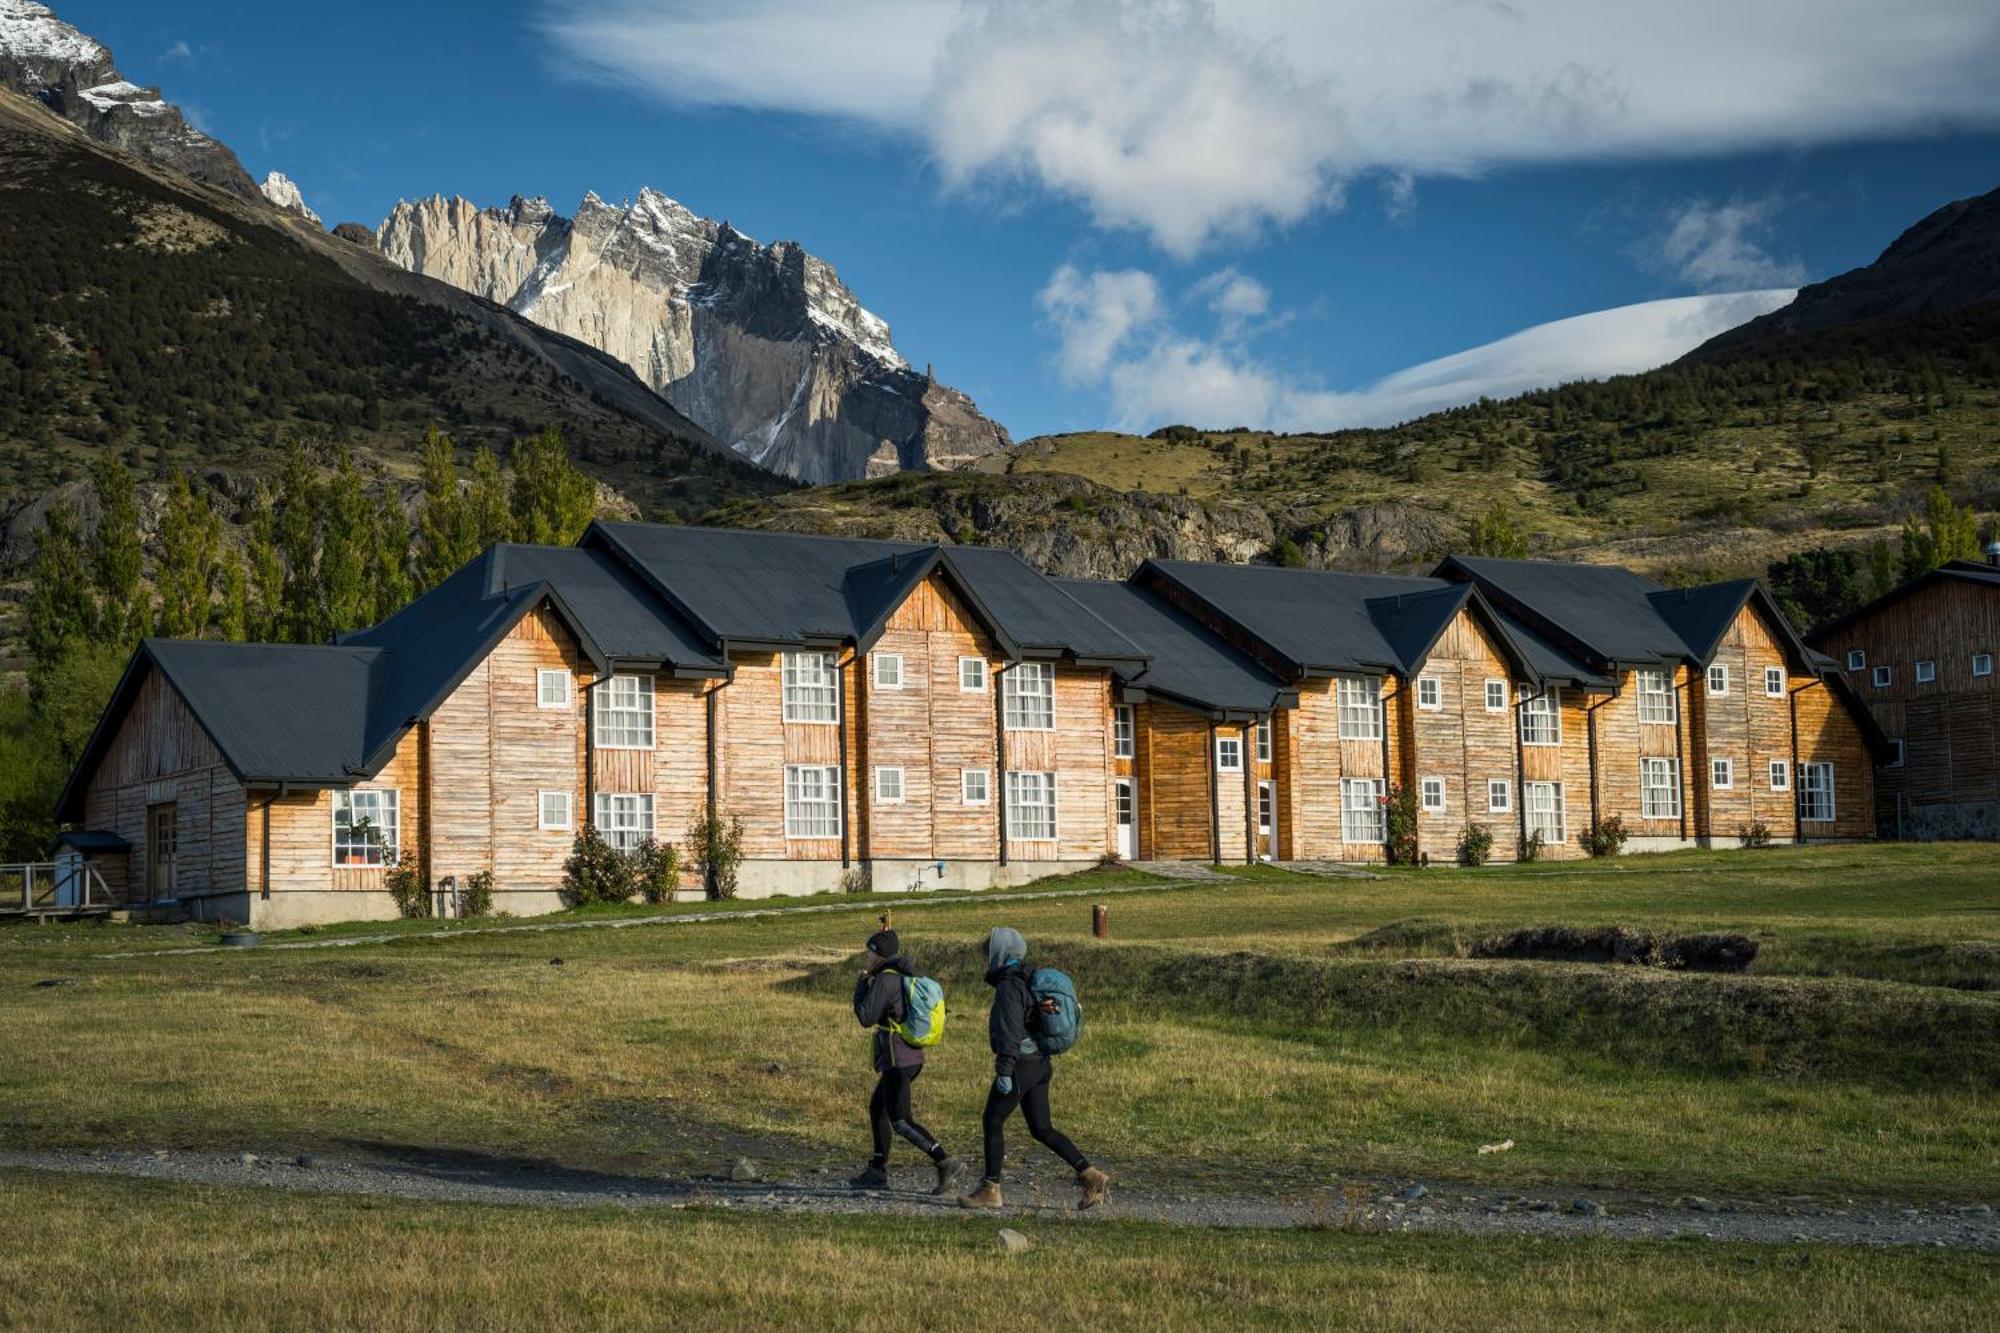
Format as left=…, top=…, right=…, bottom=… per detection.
left=90, top=457, right=143, bottom=643
left=367, top=495, right=413, bottom=623
left=1900, top=485, right=1980, bottom=580
left=319, top=451, right=374, bottom=634
left=1865, top=539, right=1898, bottom=600
left=275, top=445, right=325, bottom=643
left=1464, top=500, right=1530, bottom=558
left=414, top=424, right=477, bottom=590
left=466, top=446, right=511, bottom=549
left=22, top=499, right=94, bottom=683
left=1765, top=546, right=1866, bottom=632
left=215, top=551, right=250, bottom=642
left=508, top=429, right=595, bottom=546
left=244, top=486, right=285, bottom=641
left=155, top=471, right=222, bottom=638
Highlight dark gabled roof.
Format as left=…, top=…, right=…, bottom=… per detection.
left=1434, top=555, right=1690, bottom=667
left=475, top=544, right=720, bottom=670
left=1647, top=579, right=1821, bottom=671
left=48, top=829, right=130, bottom=854
left=1806, top=558, right=2000, bottom=644
left=584, top=521, right=1145, bottom=666
left=1056, top=579, right=1291, bottom=717
left=1141, top=560, right=1443, bottom=676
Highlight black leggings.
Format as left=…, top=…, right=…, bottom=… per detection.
left=869, top=1065, right=945, bottom=1166
left=981, top=1054, right=1088, bottom=1182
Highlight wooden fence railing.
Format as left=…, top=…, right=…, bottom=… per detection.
left=0, top=862, right=118, bottom=916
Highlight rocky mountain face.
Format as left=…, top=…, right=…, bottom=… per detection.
left=0, top=0, right=258, bottom=200
left=378, top=190, right=1011, bottom=484
left=1689, top=183, right=2000, bottom=360
left=260, top=170, right=320, bottom=226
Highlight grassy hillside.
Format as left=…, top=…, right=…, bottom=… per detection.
left=723, top=302, right=2000, bottom=586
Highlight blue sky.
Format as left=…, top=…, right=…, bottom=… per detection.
left=61, top=1, right=2000, bottom=440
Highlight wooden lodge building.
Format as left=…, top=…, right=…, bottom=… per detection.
left=56, top=526, right=1886, bottom=926
left=1807, top=553, right=2000, bottom=839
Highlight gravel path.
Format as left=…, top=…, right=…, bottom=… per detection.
left=5, top=1147, right=1992, bottom=1250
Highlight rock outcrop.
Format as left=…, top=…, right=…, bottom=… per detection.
left=0, top=0, right=259, bottom=200
left=377, top=190, right=1011, bottom=483
left=260, top=170, right=320, bottom=226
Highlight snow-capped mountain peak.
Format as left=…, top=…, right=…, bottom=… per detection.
left=260, top=170, right=322, bottom=226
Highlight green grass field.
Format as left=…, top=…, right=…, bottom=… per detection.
left=2, top=845, right=1994, bottom=1197
left=4, top=1171, right=1995, bottom=1332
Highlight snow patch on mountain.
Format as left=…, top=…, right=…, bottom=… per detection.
left=0, top=1, right=102, bottom=76
left=260, top=171, right=321, bottom=226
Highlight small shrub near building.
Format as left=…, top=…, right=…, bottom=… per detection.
left=1581, top=814, right=1629, bottom=858
left=1457, top=821, right=1493, bottom=867
left=1383, top=785, right=1420, bottom=866
left=632, top=838, right=681, bottom=905
left=561, top=825, right=633, bottom=907
left=460, top=869, right=494, bottom=918
left=1519, top=829, right=1546, bottom=863
left=385, top=851, right=430, bottom=918
left=687, top=809, right=746, bottom=900
left=1738, top=821, right=1773, bottom=849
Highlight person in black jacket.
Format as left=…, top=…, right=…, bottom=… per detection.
left=957, top=925, right=1110, bottom=1211
left=850, top=928, right=960, bottom=1193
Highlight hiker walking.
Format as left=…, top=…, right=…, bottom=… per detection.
left=958, top=926, right=1110, bottom=1211
left=851, top=928, right=961, bottom=1194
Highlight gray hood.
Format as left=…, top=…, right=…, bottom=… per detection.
left=985, top=927, right=1027, bottom=977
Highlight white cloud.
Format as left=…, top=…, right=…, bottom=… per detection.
left=160, top=39, right=194, bottom=62
left=1036, top=264, right=1164, bottom=385
left=1645, top=196, right=1807, bottom=292
left=542, top=0, right=2000, bottom=254
left=1053, top=266, right=1793, bottom=432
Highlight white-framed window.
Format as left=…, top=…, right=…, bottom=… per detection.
left=1419, top=776, right=1445, bottom=813
left=1764, top=667, right=1785, bottom=697
left=1707, top=663, right=1730, bottom=694
left=1113, top=705, right=1135, bottom=759
left=1216, top=735, right=1243, bottom=772
left=1487, top=779, right=1512, bottom=814
left=959, top=657, right=989, bottom=692
left=1639, top=758, right=1681, bottom=820
left=537, top=668, right=571, bottom=709
left=783, top=765, right=842, bottom=838
left=1636, top=668, right=1677, bottom=724
left=1887, top=738, right=1906, bottom=769
left=1975, top=653, right=1993, bottom=678
left=782, top=652, right=840, bottom=724
left=961, top=768, right=990, bottom=805
left=1005, top=771, right=1058, bottom=840
left=1417, top=676, right=1443, bottom=710
left=872, top=653, right=904, bottom=690
left=538, top=789, right=572, bottom=831
left=1519, top=687, right=1561, bottom=746
left=1846, top=649, right=1865, bottom=671
left=1769, top=760, right=1790, bottom=791
left=1484, top=679, right=1508, bottom=712
left=331, top=789, right=399, bottom=867
left=1255, top=719, right=1272, bottom=763
left=1336, top=675, right=1383, bottom=741
left=874, top=766, right=905, bottom=803
left=1798, top=762, right=1836, bottom=823
left=1002, top=662, right=1055, bottom=731
left=592, top=792, right=654, bottom=852
left=1871, top=665, right=1892, bottom=689
left=1524, top=781, right=1566, bottom=845
left=1257, top=781, right=1274, bottom=835
left=1915, top=660, right=1936, bottom=684
left=1711, top=758, right=1734, bottom=789
left=1340, top=778, right=1385, bottom=843
left=595, top=673, right=655, bottom=750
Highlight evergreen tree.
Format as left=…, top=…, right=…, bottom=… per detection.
left=22, top=499, right=94, bottom=681
left=467, top=446, right=511, bottom=548
left=1765, top=546, right=1865, bottom=631
left=215, top=551, right=250, bottom=642
left=90, top=456, right=143, bottom=644
left=245, top=486, right=285, bottom=641
left=276, top=445, right=326, bottom=643
left=508, top=429, right=595, bottom=546
left=155, top=471, right=222, bottom=639
left=320, top=451, right=374, bottom=634
left=414, top=424, right=477, bottom=589
left=1866, top=539, right=1898, bottom=600
left=1464, top=500, right=1530, bottom=558
left=1900, top=485, right=1981, bottom=579
left=368, top=496, right=414, bottom=623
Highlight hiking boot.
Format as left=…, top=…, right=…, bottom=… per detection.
left=957, top=1178, right=1004, bottom=1209
left=932, top=1155, right=965, bottom=1197
left=848, top=1164, right=889, bottom=1191
left=1077, top=1166, right=1111, bottom=1210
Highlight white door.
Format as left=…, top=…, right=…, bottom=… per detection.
left=1257, top=781, right=1275, bottom=860
left=1114, top=779, right=1136, bottom=859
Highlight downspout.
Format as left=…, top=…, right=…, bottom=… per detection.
left=249, top=788, right=282, bottom=900
left=994, top=662, right=1009, bottom=867
left=1206, top=720, right=1221, bottom=864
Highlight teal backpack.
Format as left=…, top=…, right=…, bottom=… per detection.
left=886, top=971, right=946, bottom=1048
left=1028, top=967, right=1082, bottom=1054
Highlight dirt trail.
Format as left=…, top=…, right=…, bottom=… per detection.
left=4, top=1148, right=1993, bottom=1250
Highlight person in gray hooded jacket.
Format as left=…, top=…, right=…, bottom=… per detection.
left=957, top=926, right=1110, bottom=1211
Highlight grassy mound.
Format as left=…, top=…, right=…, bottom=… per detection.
left=1471, top=925, right=1757, bottom=971
left=798, top=940, right=2000, bottom=1089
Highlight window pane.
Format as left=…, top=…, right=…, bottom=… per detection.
left=1337, top=676, right=1382, bottom=741
left=596, top=674, right=655, bottom=748
left=1003, top=663, right=1054, bottom=730
left=1520, top=687, right=1561, bottom=745
left=1340, top=778, right=1384, bottom=842
left=783, top=765, right=841, bottom=838
left=1487, top=780, right=1511, bottom=813
left=1799, top=763, right=1836, bottom=822
left=783, top=653, right=840, bottom=723
left=538, top=669, right=571, bottom=708
left=1114, top=706, right=1134, bottom=758
left=592, top=792, right=654, bottom=851
left=1525, top=782, right=1566, bottom=843
left=1640, top=758, right=1681, bottom=819
left=1636, top=669, right=1675, bottom=724
left=332, top=789, right=400, bottom=867
left=961, top=768, right=989, bottom=804
left=1485, top=679, right=1507, bottom=711
left=1005, top=771, right=1057, bottom=840
left=539, top=790, right=572, bottom=829
left=1255, top=719, right=1272, bottom=762
left=959, top=657, right=988, bottom=691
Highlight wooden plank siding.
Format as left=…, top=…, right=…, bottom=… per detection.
left=1406, top=608, right=1527, bottom=864
left=1818, top=577, right=1995, bottom=837
left=80, top=666, right=243, bottom=900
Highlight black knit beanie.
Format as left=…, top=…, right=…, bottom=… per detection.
left=866, top=929, right=900, bottom=959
